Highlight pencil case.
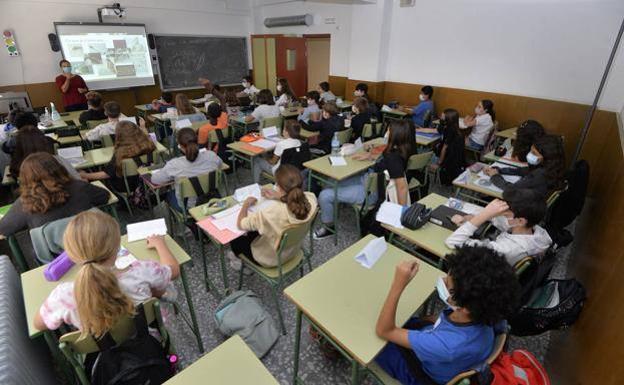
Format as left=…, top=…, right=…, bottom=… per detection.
left=44, top=251, right=75, bottom=281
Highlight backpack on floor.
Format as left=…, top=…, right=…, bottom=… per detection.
left=509, top=279, right=586, bottom=336
left=490, top=350, right=551, bottom=385
left=85, top=304, right=174, bottom=385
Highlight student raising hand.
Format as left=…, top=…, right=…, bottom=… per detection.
left=393, top=260, right=420, bottom=288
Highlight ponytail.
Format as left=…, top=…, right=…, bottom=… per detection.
left=275, top=164, right=310, bottom=220
left=482, top=99, right=495, bottom=122
left=177, top=127, right=199, bottom=162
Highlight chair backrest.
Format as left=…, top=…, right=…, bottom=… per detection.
left=177, top=170, right=226, bottom=200
left=336, top=128, right=353, bottom=145
left=513, top=256, right=534, bottom=276
left=121, top=151, right=161, bottom=179
left=208, top=126, right=231, bottom=144
left=86, top=119, right=108, bottom=130
left=276, top=208, right=318, bottom=266
left=261, top=116, right=283, bottom=130
left=101, top=134, right=115, bottom=148
left=423, top=109, right=433, bottom=128
left=280, top=142, right=311, bottom=170
left=407, top=151, right=434, bottom=172
left=445, top=332, right=508, bottom=385
left=59, top=298, right=159, bottom=355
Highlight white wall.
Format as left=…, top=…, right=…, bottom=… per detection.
left=0, top=0, right=252, bottom=87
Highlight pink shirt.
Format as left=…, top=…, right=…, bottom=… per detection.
left=39, top=260, right=172, bottom=330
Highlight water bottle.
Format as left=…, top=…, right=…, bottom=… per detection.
left=331, top=132, right=340, bottom=156
left=43, top=107, right=51, bottom=123
left=50, top=102, right=61, bottom=121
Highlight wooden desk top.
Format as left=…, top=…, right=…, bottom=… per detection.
left=284, top=235, right=442, bottom=366
left=452, top=168, right=503, bottom=199
left=495, top=127, right=517, bottom=139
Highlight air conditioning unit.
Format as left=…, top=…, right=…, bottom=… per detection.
left=264, top=14, right=313, bottom=28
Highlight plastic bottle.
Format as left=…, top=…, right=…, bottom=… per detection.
left=331, top=132, right=340, bottom=156
left=50, top=102, right=61, bottom=121
left=43, top=107, right=51, bottom=123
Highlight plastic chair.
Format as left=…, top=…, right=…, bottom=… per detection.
left=406, top=151, right=434, bottom=200
left=513, top=256, right=534, bottom=278
left=118, top=151, right=163, bottom=215
left=100, top=134, right=115, bottom=148
left=260, top=116, right=283, bottom=132
left=362, top=122, right=383, bottom=140
left=237, top=209, right=318, bottom=334
left=85, top=119, right=107, bottom=130
left=351, top=173, right=380, bottom=236
left=336, top=128, right=353, bottom=145
left=58, top=298, right=171, bottom=385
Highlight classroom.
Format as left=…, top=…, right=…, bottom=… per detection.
left=0, top=0, right=623, bottom=384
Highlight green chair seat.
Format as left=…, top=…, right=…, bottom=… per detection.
left=239, top=250, right=304, bottom=279
left=408, top=178, right=422, bottom=190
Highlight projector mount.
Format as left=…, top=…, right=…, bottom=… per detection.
left=97, top=3, right=126, bottom=23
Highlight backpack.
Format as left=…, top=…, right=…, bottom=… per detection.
left=84, top=304, right=174, bottom=385
left=214, top=128, right=233, bottom=167
left=509, top=279, right=586, bottom=336
left=186, top=174, right=221, bottom=207
left=359, top=171, right=386, bottom=237
left=128, top=153, right=157, bottom=209
left=280, top=143, right=311, bottom=170
left=490, top=350, right=551, bottom=385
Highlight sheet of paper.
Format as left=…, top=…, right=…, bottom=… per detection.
left=234, top=183, right=262, bottom=203
left=262, top=126, right=279, bottom=138
left=175, top=118, right=192, bottom=129
left=119, top=116, right=137, bottom=124
left=329, top=156, right=347, bottom=166
left=212, top=212, right=244, bottom=233
left=355, top=236, right=387, bottom=269
left=57, top=146, right=83, bottom=159
left=478, top=162, right=521, bottom=183
left=127, top=218, right=167, bottom=242
left=65, top=157, right=86, bottom=166
left=251, top=138, right=278, bottom=150
left=376, top=201, right=405, bottom=229
left=211, top=204, right=241, bottom=219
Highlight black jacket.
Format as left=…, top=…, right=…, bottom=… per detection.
left=491, top=166, right=549, bottom=198
left=351, top=111, right=372, bottom=141
left=308, top=115, right=345, bottom=154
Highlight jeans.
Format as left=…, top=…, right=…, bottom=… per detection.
left=467, top=137, right=484, bottom=151
left=318, top=174, right=368, bottom=224
left=252, top=156, right=274, bottom=184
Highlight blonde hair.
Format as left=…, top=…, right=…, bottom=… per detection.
left=64, top=211, right=134, bottom=337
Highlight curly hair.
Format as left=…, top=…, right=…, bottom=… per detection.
left=534, top=134, right=566, bottom=192
left=445, top=245, right=521, bottom=325
left=113, top=121, right=156, bottom=176
left=19, top=152, right=71, bottom=214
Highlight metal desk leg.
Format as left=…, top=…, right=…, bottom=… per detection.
left=292, top=309, right=303, bottom=385
left=179, top=266, right=205, bottom=353
left=218, top=244, right=229, bottom=291
left=332, top=181, right=339, bottom=245
left=350, top=360, right=362, bottom=385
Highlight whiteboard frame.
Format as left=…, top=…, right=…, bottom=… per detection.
left=152, top=33, right=249, bottom=91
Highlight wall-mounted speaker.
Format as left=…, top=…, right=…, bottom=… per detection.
left=148, top=33, right=155, bottom=50
left=264, top=14, right=313, bottom=28
left=48, top=33, right=60, bottom=52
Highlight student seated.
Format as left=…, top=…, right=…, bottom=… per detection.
left=348, top=97, right=372, bottom=142
left=318, top=81, right=336, bottom=103
left=252, top=120, right=303, bottom=183
left=511, top=120, right=546, bottom=162
left=239, top=76, right=259, bottom=97
left=80, top=121, right=156, bottom=192
left=314, top=120, right=416, bottom=239
left=463, top=99, right=495, bottom=151
left=9, top=126, right=80, bottom=180
left=2, top=112, right=40, bottom=155
left=375, top=246, right=520, bottom=385
left=34, top=210, right=179, bottom=334
left=199, top=77, right=226, bottom=107
left=198, top=102, right=228, bottom=151
left=175, top=94, right=205, bottom=123
left=446, top=189, right=552, bottom=266
left=423, top=108, right=464, bottom=185
left=245, top=89, right=280, bottom=123
left=79, top=91, right=107, bottom=126
left=228, top=164, right=318, bottom=269
left=276, top=78, right=297, bottom=107
left=297, top=91, right=321, bottom=129
left=0, top=153, right=108, bottom=238
left=85, top=101, right=124, bottom=142
left=353, top=82, right=379, bottom=118
left=151, top=128, right=222, bottom=211
left=151, top=91, right=174, bottom=113
left=307, top=102, right=345, bottom=155
left=484, top=134, right=565, bottom=198
left=402, top=86, right=434, bottom=128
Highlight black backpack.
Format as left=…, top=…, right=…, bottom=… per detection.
left=509, top=278, right=586, bottom=336
left=281, top=143, right=311, bottom=170
left=85, top=304, right=174, bottom=385
left=359, top=171, right=386, bottom=237
left=187, top=173, right=221, bottom=207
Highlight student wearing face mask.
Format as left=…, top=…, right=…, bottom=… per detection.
left=354, top=83, right=380, bottom=119
left=297, top=91, right=321, bottom=128
left=55, top=60, right=88, bottom=111
left=240, top=76, right=259, bottom=97
left=276, top=78, right=297, bottom=107
left=446, top=189, right=552, bottom=266
left=463, top=100, right=495, bottom=150
left=401, top=86, right=434, bottom=128
left=348, top=97, right=372, bottom=142
left=306, top=102, right=345, bottom=155
left=375, top=245, right=520, bottom=385
left=484, top=134, right=565, bottom=198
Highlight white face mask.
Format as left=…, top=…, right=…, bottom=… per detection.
left=526, top=152, right=541, bottom=166
left=419, top=94, right=426, bottom=101
left=354, top=90, right=363, bottom=97
left=277, top=85, right=283, bottom=92
left=242, top=82, right=249, bottom=88
left=307, top=99, right=314, bottom=105
left=436, top=276, right=458, bottom=310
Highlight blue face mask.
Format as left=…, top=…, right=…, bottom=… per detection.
left=62, top=66, right=72, bottom=74
left=436, top=276, right=458, bottom=310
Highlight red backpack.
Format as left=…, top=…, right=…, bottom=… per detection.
left=489, top=350, right=550, bottom=385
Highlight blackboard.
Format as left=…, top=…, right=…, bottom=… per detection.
left=154, top=35, right=248, bottom=90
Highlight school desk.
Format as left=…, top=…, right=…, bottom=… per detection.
left=452, top=165, right=504, bottom=205
left=134, top=104, right=156, bottom=121
left=337, top=99, right=353, bottom=111
left=381, top=108, right=407, bottom=124
left=38, top=119, right=68, bottom=132
left=164, top=335, right=278, bottom=385
left=228, top=112, right=257, bottom=137
left=495, top=126, right=518, bottom=140
left=50, top=130, right=89, bottom=146
left=285, top=235, right=442, bottom=385
left=302, top=139, right=381, bottom=244
left=60, top=110, right=84, bottom=127
left=226, top=140, right=275, bottom=180
left=21, top=234, right=205, bottom=352
left=72, top=141, right=169, bottom=170
left=416, top=132, right=441, bottom=147
left=483, top=151, right=527, bottom=168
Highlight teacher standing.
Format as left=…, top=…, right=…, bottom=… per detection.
left=55, top=59, right=88, bottom=112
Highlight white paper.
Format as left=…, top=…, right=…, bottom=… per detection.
left=262, top=126, right=279, bottom=138
left=355, top=237, right=387, bottom=269
left=57, top=146, right=83, bottom=159
left=329, top=156, right=347, bottom=166
left=175, top=118, right=192, bottom=129
left=234, top=183, right=262, bottom=203
left=212, top=211, right=243, bottom=233
left=115, top=246, right=137, bottom=269
left=251, top=138, right=278, bottom=150
left=381, top=105, right=393, bottom=112
left=376, top=201, right=405, bottom=229
left=127, top=218, right=167, bottom=242
left=478, top=162, right=521, bottom=183
left=119, top=116, right=137, bottom=124
left=211, top=204, right=241, bottom=219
